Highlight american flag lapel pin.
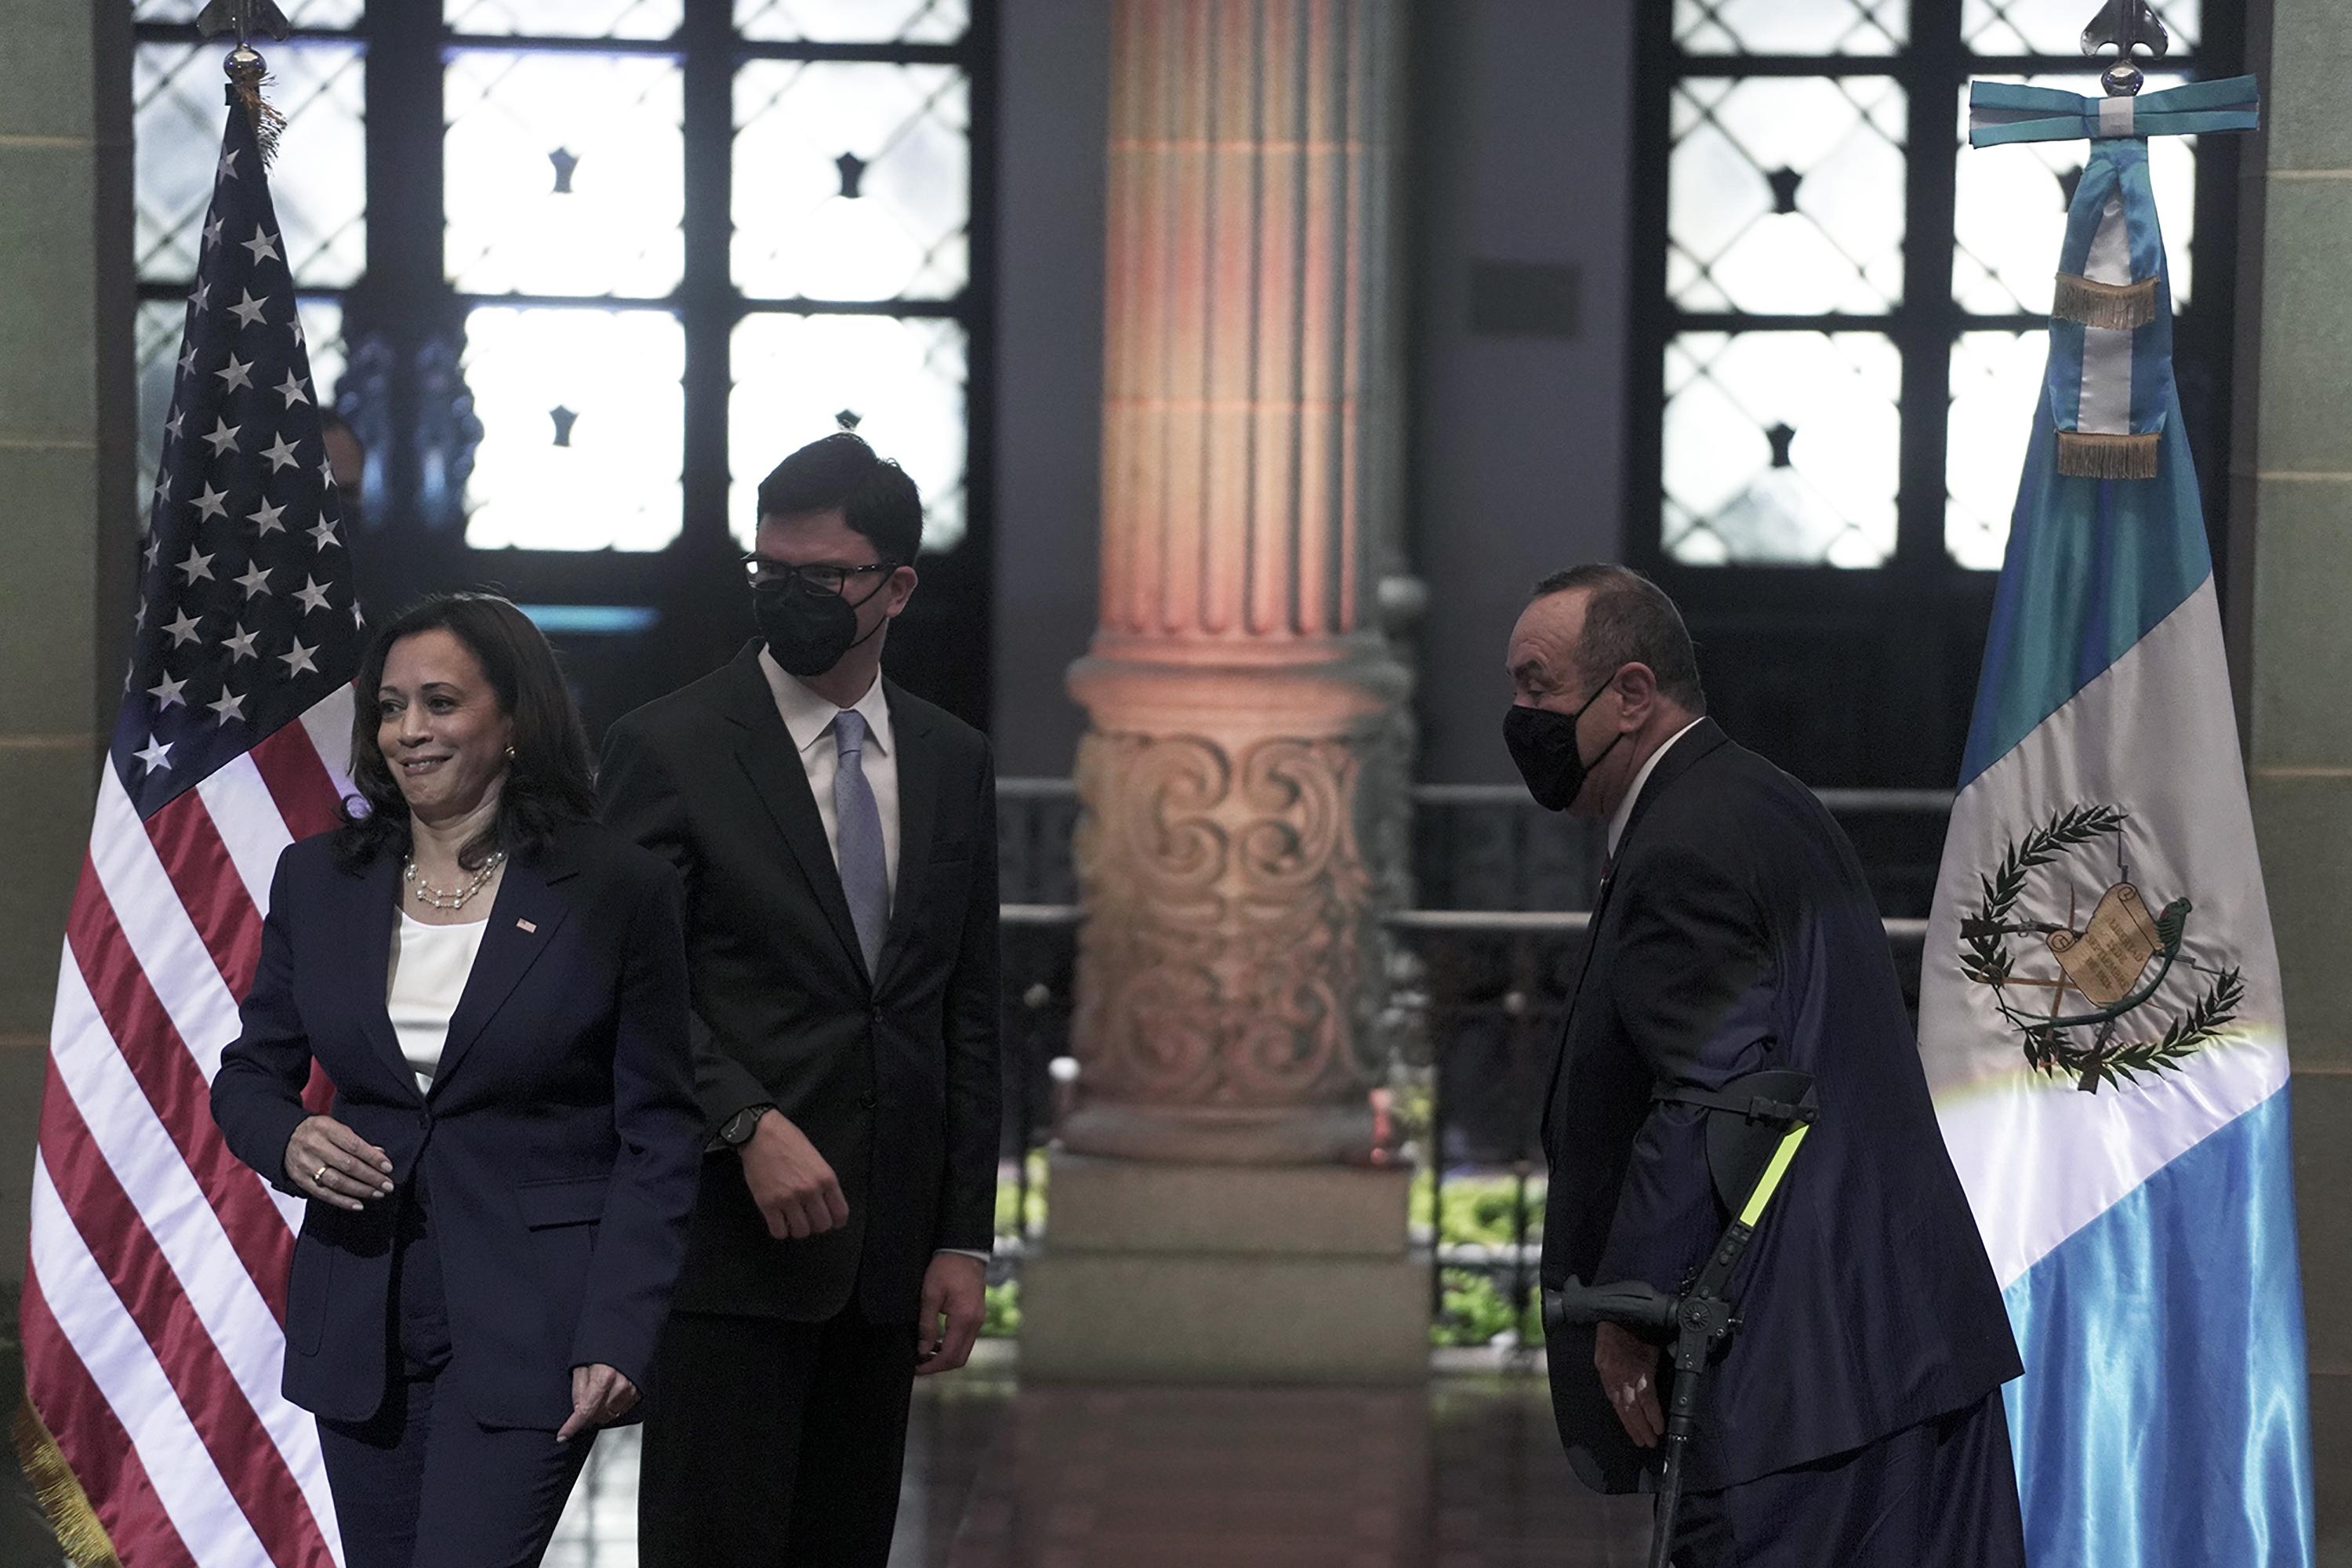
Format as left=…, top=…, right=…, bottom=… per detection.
left=517, top=918, right=538, bottom=934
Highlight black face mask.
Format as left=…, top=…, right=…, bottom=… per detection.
left=1504, top=681, right=1623, bottom=813
left=755, top=573, right=892, bottom=678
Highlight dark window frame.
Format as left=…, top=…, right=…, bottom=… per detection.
left=1624, top=0, right=2245, bottom=591
left=130, top=0, right=1000, bottom=730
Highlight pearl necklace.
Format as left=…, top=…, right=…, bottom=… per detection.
left=404, top=851, right=506, bottom=912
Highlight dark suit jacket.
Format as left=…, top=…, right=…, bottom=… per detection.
left=1542, top=719, right=2021, bottom=1494
left=210, top=821, right=702, bottom=1429
left=597, top=644, right=1002, bottom=1325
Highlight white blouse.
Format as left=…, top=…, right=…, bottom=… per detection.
left=387, top=911, right=491, bottom=1095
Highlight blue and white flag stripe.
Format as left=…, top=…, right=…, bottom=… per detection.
left=1968, top=77, right=2261, bottom=148
left=1921, top=267, right=2315, bottom=1566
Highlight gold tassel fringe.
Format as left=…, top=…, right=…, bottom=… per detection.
left=225, top=47, right=287, bottom=166
left=13, top=1396, right=125, bottom=1568
left=2052, top=272, right=2158, bottom=331
left=2057, top=430, right=2160, bottom=481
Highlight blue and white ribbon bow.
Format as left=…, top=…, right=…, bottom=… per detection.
left=1966, top=76, right=2259, bottom=480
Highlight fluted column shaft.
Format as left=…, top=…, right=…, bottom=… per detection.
left=1066, top=0, right=1409, bottom=1164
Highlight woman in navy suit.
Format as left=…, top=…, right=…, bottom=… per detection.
left=212, top=593, right=702, bottom=1568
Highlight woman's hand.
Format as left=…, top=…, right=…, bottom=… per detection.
left=558, top=1363, right=640, bottom=1443
left=284, top=1116, right=394, bottom=1210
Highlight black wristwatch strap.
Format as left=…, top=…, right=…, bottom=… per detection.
left=716, top=1103, right=775, bottom=1149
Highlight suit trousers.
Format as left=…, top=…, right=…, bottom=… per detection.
left=1670, top=1389, right=2027, bottom=1568
left=314, top=1181, right=594, bottom=1568
left=636, top=1301, right=920, bottom=1568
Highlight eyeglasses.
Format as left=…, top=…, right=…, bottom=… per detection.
left=739, top=554, right=894, bottom=596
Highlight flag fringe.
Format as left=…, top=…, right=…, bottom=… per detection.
left=2052, top=272, right=2158, bottom=331
left=2057, top=430, right=2161, bottom=480
left=225, top=50, right=287, bottom=166
left=13, top=1397, right=125, bottom=1568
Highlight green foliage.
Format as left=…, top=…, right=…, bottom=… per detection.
left=2053, top=965, right=2245, bottom=1093
left=981, top=1279, right=1022, bottom=1338
left=992, top=1150, right=1050, bottom=1238
left=1385, top=1076, right=1433, bottom=1150
left=1409, top=1169, right=1546, bottom=1248
left=1963, top=803, right=2129, bottom=988
left=1431, top=1269, right=1546, bottom=1348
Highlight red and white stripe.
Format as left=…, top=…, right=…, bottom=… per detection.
left=25, top=685, right=357, bottom=1567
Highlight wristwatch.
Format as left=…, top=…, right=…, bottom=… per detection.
left=717, top=1104, right=775, bottom=1149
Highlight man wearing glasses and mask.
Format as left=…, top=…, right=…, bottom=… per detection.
left=600, top=432, right=1001, bottom=1567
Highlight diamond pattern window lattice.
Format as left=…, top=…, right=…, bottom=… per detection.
left=1675, top=0, right=1907, bottom=56
left=1946, top=328, right=2049, bottom=571
left=134, top=0, right=362, bottom=24
left=1663, top=332, right=1901, bottom=568
left=135, top=42, right=366, bottom=288
left=1962, top=0, right=2199, bottom=56
left=445, top=51, right=685, bottom=299
left=730, top=314, right=968, bottom=554
left=1954, top=74, right=2197, bottom=315
left=1670, top=77, right=1908, bottom=314
left=445, top=0, right=683, bottom=38
left=461, top=306, right=685, bottom=551
left=734, top=61, right=971, bottom=302
left=735, top=0, right=968, bottom=44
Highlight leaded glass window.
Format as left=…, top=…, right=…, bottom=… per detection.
left=442, top=52, right=687, bottom=300
left=459, top=306, right=687, bottom=550
left=731, top=60, right=971, bottom=303
left=1665, top=332, right=1903, bottom=567
left=131, top=3, right=991, bottom=579
left=1676, top=2, right=1907, bottom=60
left=1640, top=0, right=2235, bottom=573
left=1668, top=77, right=1909, bottom=315
left=132, top=28, right=364, bottom=525
left=731, top=314, right=969, bottom=551
left=735, top=0, right=971, bottom=45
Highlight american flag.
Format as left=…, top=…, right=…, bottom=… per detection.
left=20, top=96, right=360, bottom=1566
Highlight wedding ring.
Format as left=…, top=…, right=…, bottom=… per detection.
left=314, top=1165, right=330, bottom=1185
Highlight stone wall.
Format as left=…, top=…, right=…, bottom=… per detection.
left=2237, top=0, right=2352, bottom=1555
left=0, top=0, right=133, bottom=1309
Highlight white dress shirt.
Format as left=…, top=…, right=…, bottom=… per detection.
left=754, top=648, right=987, bottom=1267
left=1607, top=716, right=1707, bottom=860
left=387, top=911, right=491, bottom=1095
left=757, top=648, right=900, bottom=898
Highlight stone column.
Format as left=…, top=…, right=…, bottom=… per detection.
left=2235, top=0, right=2352, bottom=1547
left=1063, top=0, right=1412, bottom=1165
left=1023, top=0, right=1424, bottom=1382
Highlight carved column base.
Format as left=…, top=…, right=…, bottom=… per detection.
left=1063, top=640, right=1411, bottom=1166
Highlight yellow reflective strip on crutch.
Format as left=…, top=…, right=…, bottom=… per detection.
left=1737, top=1124, right=1810, bottom=1229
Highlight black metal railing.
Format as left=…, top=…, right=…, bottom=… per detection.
left=991, top=779, right=1953, bottom=1349
left=1387, top=909, right=1933, bottom=1346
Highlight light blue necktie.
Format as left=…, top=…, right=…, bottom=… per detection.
left=832, top=709, right=890, bottom=975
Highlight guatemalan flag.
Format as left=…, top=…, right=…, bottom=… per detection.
left=1920, top=75, right=2316, bottom=1566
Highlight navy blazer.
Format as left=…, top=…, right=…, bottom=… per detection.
left=1541, top=720, right=2022, bottom=1494
left=598, top=645, right=1002, bottom=1325
left=210, top=820, right=702, bottom=1430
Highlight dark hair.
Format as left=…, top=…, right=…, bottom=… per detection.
left=336, top=593, right=597, bottom=872
left=753, top=431, right=924, bottom=564
left=1530, top=564, right=1707, bottom=713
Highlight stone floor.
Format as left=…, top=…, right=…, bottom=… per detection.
left=546, top=1356, right=1657, bottom=1567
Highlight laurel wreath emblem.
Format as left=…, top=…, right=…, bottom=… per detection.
left=1960, top=803, right=2242, bottom=1094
